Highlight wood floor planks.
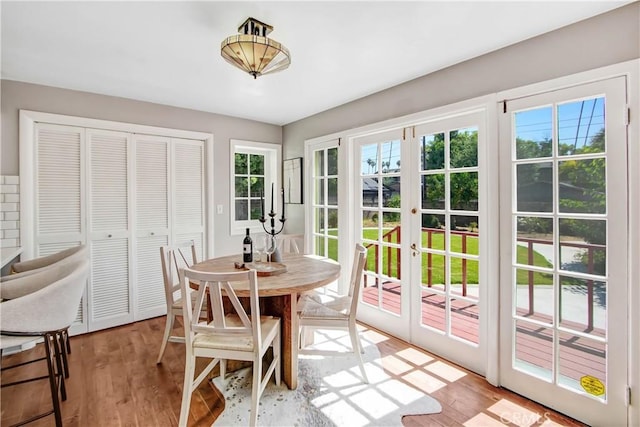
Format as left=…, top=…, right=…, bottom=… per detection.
left=1, top=316, right=583, bottom=426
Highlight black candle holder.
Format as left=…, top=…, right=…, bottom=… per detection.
left=259, top=212, right=286, bottom=237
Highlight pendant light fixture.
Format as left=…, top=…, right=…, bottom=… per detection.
left=221, top=17, right=291, bottom=79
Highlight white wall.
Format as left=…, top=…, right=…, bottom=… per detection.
left=282, top=2, right=640, bottom=233
left=0, top=81, right=282, bottom=256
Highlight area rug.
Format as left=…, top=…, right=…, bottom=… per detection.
left=211, top=330, right=442, bottom=426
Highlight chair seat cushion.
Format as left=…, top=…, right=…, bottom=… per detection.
left=298, top=293, right=351, bottom=320
left=193, top=314, right=280, bottom=352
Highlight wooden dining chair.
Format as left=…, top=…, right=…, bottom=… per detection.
left=178, top=267, right=281, bottom=427
left=277, top=233, right=304, bottom=254
left=156, top=241, right=204, bottom=364
left=297, top=243, right=369, bottom=383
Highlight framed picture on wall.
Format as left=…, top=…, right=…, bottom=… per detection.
left=283, top=157, right=303, bottom=204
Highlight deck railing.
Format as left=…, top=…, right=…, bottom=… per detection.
left=363, top=226, right=604, bottom=330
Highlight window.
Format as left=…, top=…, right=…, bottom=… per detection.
left=230, top=140, right=281, bottom=235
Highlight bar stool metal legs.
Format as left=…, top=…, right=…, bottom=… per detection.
left=1, top=329, right=68, bottom=427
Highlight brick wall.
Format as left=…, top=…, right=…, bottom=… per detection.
left=1, top=176, right=20, bottom=248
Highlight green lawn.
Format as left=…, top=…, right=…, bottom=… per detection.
left=323, top=228, right=552, bottom=285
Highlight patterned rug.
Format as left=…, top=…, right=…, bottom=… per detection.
left=211, top=330, right=442, bottom=426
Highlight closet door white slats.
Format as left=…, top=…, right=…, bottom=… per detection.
left=134, top=135, right=171, bottom=319
left=87, top=129, right=133, bottom=330
left=173, top=138, right=205, bottom=257
left=29, top=119, right=209, bottom=335
left=35, top=123, right=88, bottom=334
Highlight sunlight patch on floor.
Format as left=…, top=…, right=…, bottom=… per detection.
left=380, top=354, right=414, bottom=375
left=402, top=370, right=447, bottom=394
left=463, top=412, right=508, bottom=427
left=488, top=399, right=541, bottom=427
left=425, top=360, right=467, bottom=382
left=396, top=347, right=435, bottom=365
left=361, top=328, right=390, bottom=344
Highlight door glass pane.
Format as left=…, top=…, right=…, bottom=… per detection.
left=450, top=172, right=478, bottom=210
left=420, top=133, right=445, bottom=170
left=327, top=209, right=338, bottom=234
left=315, top=236, right=325, bottom=257
left=327, top=178, right=338, bottom=205
left=364, top=243, right=379, bottom=275
left=450, top=215, right=479, bottom=256
left=382, top=212, right=400, bottom=237
left=314, top=150, right=324, bottom=176
left=422, top=174, right=445, bottom=209
left=315, top=178, right=325, bottom=205
left=327, top=236, right=338, bottom=262
left=450, top=257, right=478, bottom=300
left=422, top=253, right=445, bottom=292
left=514, top=320, right=553, bottom=382
left=381, top=140, right=401, bottom=173
left=314, top=208, right=324, bottom=233
left=450, top=127, right=478, bottom=168
left=327, top=147, right=338, bottom=175
left=515, top=268, right=554, bottom=323
left=382, top=244, right=400, bottom=280
left=421, top=215, right=445, bottom=246
left=361, top=144, right=378, bottom=175
left=558, top=331, right=606, bottom=401
left=362, top=210, right=378, bottom=241
left=557, top=98, right=605, bottom=156
left=382, top=279, right=401, bottom=315
left=559, top=218, right=606, bottom=276
left=362, top=177, right=379, bottom=207
left=516, top=162, right=553, bottom=212
left=451, top=297, right=479, bottom=344
left=517, top=216, right=554, bottom=268
left=421, top=290, right=446, bottom=332
left=559, top=276, right=606, bottom=333
left=558, top=159, right=605, bottom=214
left=382, top=176, right=400, bottom=208
left=362, top=273, right=379, bottom=306
left=515, top=107, right=553, bottom=159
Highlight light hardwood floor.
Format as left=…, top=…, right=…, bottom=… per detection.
left=1, top=316, right=584, bottom=426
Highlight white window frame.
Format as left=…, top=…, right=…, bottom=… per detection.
left=229, top=139, right=281, bottom=236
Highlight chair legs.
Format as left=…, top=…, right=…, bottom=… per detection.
left=44, top=332, right=64, bottom=427
left=156, top=312, right=175, bottom=364
left=178, top=355, right=196, bottom=427
left=250, top=357, right=262, bottom=427
left=348, top=323, right=369, bottom=383
left=0, top=331, right=65, bottom=427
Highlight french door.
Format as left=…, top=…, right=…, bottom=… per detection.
left=498, top=77, right=628, bottom=425
left=354, top=110, right=488, bottom=374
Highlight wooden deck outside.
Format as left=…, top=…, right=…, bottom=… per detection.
left=362, top=282, right=606, bottom=389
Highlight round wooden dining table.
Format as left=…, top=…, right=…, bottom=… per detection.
left=191, top=253, right=341, bottom=390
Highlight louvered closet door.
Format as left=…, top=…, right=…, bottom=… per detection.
left=87, top=129, right=133, bottom=331
left=172, top=138, right=205, bottom=260
left=35, top=123, right=88, bottom=334
left=134, top=134, right=170, bottom=320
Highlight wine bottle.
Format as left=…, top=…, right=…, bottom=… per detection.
left=243, top=228, right=253, bottom=263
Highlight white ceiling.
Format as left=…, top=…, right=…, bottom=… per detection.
left=1, top=1, right=630, bottom=125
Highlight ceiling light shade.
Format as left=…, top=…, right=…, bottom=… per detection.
left=221, top=17, right=291, bottom=79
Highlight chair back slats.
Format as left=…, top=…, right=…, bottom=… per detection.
left=180, top=268, right=260, bottom=343
left=160, top=241, right=198, bottom=307
left=348, top=244, right=367, bottom=316
left=278, top=234, right=303, bottom=254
